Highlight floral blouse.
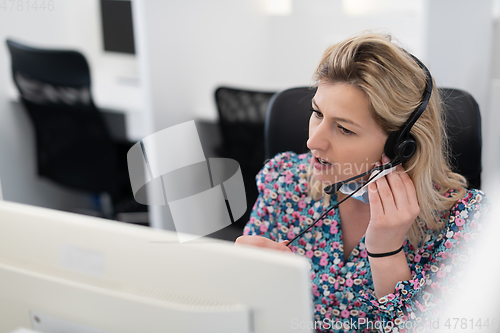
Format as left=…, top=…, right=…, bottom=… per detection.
left=242, top=152, right=489, bottom=333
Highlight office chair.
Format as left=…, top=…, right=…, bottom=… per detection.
left=214, top=86, right=276, bottom=228
left=265, top=87, right=482, bottom=189
left=6, top=38, right=147, bottom=222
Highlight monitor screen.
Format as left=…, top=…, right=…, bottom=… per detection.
left=0, top=200, right=313, bottom=332
left=100, top=0, right=136, bottom=54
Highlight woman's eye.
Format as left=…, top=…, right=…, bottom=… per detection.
left=338, top=124, right=354, bottom=135
left=310, top=108, right=323, bottom=119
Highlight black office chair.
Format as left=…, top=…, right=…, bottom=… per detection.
left=214, top=86, right=276, bottom=227
left=265, top=87, right=481, bottom=189
left=6, top=38, right=147, bottom=221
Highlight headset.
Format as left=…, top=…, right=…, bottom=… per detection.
left=323, top=53, right=433, bottom=195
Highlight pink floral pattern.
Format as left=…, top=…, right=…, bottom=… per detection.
left=243, top=152, right=489, bottom=333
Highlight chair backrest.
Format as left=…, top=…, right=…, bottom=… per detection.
left=6, top=39, right=93, bottom=106
left=265, top=87, right=481, bottom=189
left=264, top=87, right=314, bottom=161
left=215, top=86, right=275, bottom=160
left=6, top=38, right=119, bottom=195
left=214, top=86, right=276, bottom=225
left=440, top=88, right=482, bottom=189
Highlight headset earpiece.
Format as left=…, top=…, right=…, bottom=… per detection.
left=384, top=131, right=417, bottom=162
left=383, top=131, right=399, bottom=160
left=397, top=137, right=417, bottom=161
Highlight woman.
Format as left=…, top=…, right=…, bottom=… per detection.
left=235, top=32, right=489, bottom=332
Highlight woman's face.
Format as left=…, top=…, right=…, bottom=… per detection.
left=307, top=81, right=388, bottom=186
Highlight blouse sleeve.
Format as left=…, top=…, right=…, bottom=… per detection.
left=360, top=188, right=490, bottom=329
left=242, top=152, right=289, bottom=242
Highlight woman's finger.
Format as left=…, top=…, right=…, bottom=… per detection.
left=368, top=182, right=385, bottom=217
left=396, top=165, right=419, bottom=214
left=385, top=167, right=410, bottom=210
left=235, top=235, right=292, bottom=253
left=373, top=175, right=397, bottom=215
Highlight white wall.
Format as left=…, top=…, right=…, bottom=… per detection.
left=425, top=0, right=493, bottom=117
left=133, top=0, right=269, bottom=130
left=486, top=15, right=500, bottom=198
left=135, top=0, right=426, bottom=127
left=424, top=0, right=496, bottom=195
left=262, top=0, right=425, bottom=89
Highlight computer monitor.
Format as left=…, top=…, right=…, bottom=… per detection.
left=100, top=0, right=136, bottom=54
left=0, top=200, right=313, bottom=333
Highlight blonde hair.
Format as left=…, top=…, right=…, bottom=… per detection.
left=308, top=32, right=467, bottom=250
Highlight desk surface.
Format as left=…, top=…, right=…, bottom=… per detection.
left=92, top=70, right=144, bottom=115
left=92, top=69, right=149, bottom=141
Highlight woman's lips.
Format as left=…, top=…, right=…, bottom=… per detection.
left=313, top=156, right=334, bottom=171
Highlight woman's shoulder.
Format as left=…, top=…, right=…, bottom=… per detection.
left=443, top=187, right=488, bottom=215
left=409, top=188, right=489, bottom=259
left=429, top=187, right=489, bottom=244
left=256, top=151, right=311, bottom=186
left=448, top=187, right=489, bottom=227
left=264, top=151, right=312, bottom=169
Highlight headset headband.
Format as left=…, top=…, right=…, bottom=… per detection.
left=396, top=54, right=433, bottom=144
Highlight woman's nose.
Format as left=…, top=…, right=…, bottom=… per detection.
left=307, top=121, right=329, bottom=152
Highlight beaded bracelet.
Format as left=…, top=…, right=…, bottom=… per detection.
left=366, top=244, right=404, bottom=258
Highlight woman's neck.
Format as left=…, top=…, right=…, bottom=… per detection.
left=336, top=191, right=371, bottom=218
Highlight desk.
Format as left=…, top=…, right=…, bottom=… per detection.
left=92, top=70, right=148, bottom=142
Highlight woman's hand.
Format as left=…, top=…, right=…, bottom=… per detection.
left=364, top=154, right=420, bottom=254
left=235, top=235, right=292, bottom=254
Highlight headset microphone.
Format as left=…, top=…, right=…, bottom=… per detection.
left=323, top=159, right=400, bottom=195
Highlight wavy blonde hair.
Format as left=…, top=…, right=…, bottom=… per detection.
left=308, top=32, right=467, bottom=250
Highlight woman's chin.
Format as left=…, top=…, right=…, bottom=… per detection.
left=313, top=173, right=338, bottom=186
